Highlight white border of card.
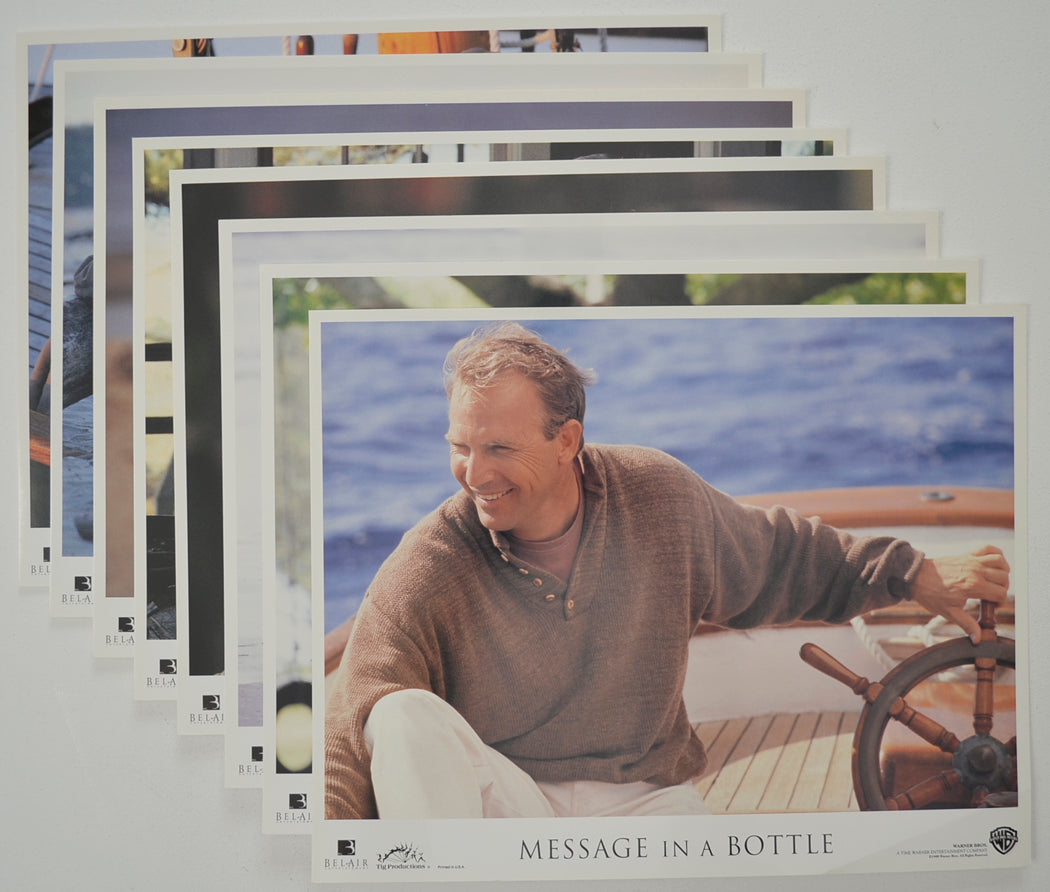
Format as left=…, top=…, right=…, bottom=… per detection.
left=252, top=251, right=981, bottom=829
left=133, top=128, right=851, bottom=706
left=221, top=219, right=948, bottom=790
left=307, top=303, right=1029, bottom=883
left=17, top=3, right=724, bottom=588
left=166, top=154, right=890, bottom=733
left=55, top=54, right=786, bottom=628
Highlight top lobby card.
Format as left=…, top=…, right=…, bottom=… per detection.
left=309, top=303, right=1028, bottom=883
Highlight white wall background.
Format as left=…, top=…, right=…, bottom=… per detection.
left=1, top=1, right=1045, bottom=889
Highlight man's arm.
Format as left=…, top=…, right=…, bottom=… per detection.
left=325, top=600, right=435, bottom=820
left=907, top=544, right=1011, bottom=644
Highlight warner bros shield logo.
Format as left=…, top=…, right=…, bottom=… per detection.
left=990, top=826, right=1019, bottom=855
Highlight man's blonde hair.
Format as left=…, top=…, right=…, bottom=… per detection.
left=443, top=322, right=595, bottom=442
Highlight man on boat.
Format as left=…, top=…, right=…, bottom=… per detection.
left=324, top=321, right=1010, bottom=820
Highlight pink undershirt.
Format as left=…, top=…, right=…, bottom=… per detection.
left=505, top=465, right=585, bottom=584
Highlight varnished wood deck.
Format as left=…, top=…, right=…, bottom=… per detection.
left=693, top=711, right=860, bottom=813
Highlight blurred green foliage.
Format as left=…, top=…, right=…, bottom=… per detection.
left=804, top=272, right=966, bottom=305
left=684, top=274, right=744, bottom=305
left=683, top=272, right=966, bottom=305
left=273, top=278, right=361, bottom=328
left=273, top=275, right=489, bottom=328
left=143, top=149, right=183, bottom=208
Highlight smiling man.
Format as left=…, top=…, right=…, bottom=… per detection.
left=447, top=343, right=585, bottom=543
left=324, top=322, right=1010, bottom=821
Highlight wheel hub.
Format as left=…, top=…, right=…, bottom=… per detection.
left=952, top=734, right=1013, bottom=792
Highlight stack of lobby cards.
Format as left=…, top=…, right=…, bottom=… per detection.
left=13, top=3, right=1030, bottom=888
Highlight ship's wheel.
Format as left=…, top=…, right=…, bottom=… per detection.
left=801, top=600, right=1017, bottom=810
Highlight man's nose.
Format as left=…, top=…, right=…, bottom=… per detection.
left=463, top=452, right=491, bottom=487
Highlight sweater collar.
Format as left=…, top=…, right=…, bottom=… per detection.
left=475, top=446, right=605, bottom=619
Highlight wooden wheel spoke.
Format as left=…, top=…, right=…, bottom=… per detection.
left=887, top=696, right=960, bottom=754
left=973, top=601, right=999, bottom=736
left=972, top=655, right=997, bottom=737
left=885, top=770, right=968, bottom=811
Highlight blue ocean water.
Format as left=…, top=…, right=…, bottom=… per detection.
left=320, top=314, right=1014, bottom=632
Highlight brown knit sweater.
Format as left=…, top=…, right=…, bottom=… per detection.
left=324, top=444, right=924, bottom=819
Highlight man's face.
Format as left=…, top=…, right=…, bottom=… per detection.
left=446, top=372, right=581, bottom=541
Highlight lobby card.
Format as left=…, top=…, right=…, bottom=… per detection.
left=257, top=246, right=973, bottom=831
left=167, top=155, right=885, bottom=738
left=224, top=211, right=942, bottom=795
left=308, top=304, right=1028, bottom=882
left=36, top=31, right=744, bottom=644
left=16, top=7, right=720, bottom=590
left=132, top=126, right=846, bottom=706
left=94, top=84, right=804, bottom=664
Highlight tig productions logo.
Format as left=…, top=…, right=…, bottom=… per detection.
left=377, top=843, right=428, bottom=871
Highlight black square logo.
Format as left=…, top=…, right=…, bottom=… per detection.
left=118, top=617, right=134, bottom=632
left=289, top=793, right=308, bottom=810
left=202, top=694, right=221, bottom=711
left=75, top=576, right=92, bottom=591
left=337, top=840, right=356, bottom=856
left=251, top=746, right=263, bottom=762
left=158, top=659, right=176, bottom=675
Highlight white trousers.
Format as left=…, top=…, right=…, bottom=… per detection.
left=363, top=688, right=709, bottom=819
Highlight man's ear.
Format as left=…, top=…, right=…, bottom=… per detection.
left=556, top=419, right=584, bottom=463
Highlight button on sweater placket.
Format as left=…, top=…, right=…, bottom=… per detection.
left=497, top=551, right=569, bottom=612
